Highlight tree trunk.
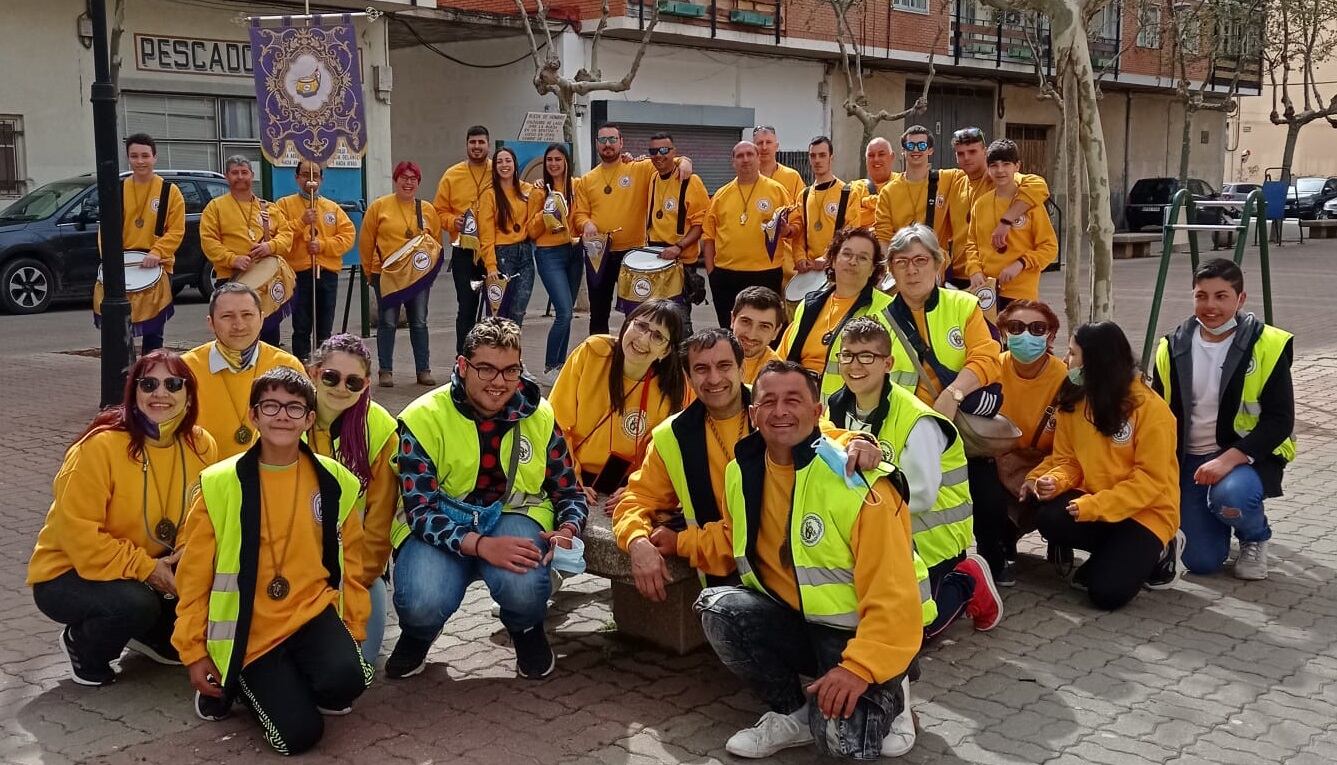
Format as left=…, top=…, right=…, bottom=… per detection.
left=1060, top=69, right=1083, bottom=332
left=1177, top=103, right=1194, bottom=187
left=1271, top=122, right=1302, bottom=241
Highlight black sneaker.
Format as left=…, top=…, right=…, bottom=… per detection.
left=993, top=561, right=1017, bottom=588
left=1070, top=562, right=1090, bottom=592
left=58, top=627, right=115, bottom=687
left=1047, top=543, right=1075, bottom=579
left=510, top=626, right=555, bottom=679
left=194, top=690, right=232, bottom=721
left=385, top=634, right=433, bottom=679
left=126, top=637, right=182, bottom=666
left=1146, top=530, right=1186, bottom=591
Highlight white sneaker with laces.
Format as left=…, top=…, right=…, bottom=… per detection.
left=882, top=677, right=916, bottom=757
left=725, top=708, right=814, bottom=758
left=1234, top=539, right=1270, bottom=580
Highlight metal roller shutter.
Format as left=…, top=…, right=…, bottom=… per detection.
left=617, top=124, right=743, bottom=194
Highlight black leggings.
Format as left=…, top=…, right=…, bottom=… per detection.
left=588, top=249, right=628, bottom=336
left=1035, top=491, right=1166, bottom=611
left=237, top=606, right=371, bottom=756
left=451, top=248, right=484, bottom=356
left=32, top=570, right=175, bottom=666
left=969, top=457, right=1019, bottom=573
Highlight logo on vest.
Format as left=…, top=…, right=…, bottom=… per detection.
left=879, top=439, right=895, bottom=464
left=412, top=250, right=431, bottom=271
left=324, top=211, right=337, bottom=226
left=622, top=410, right=647, bottom=438
left=1246, top=356, right=1257, bottom=376
left=517, top=435, right=533, bottom=464
left=800, top=513, right=825, bottom=547
left=310, top=490, right=323, bottom=523
left=947, top=327, right=965, bottom=350
left=1112, top=421, right=1133, bottom=445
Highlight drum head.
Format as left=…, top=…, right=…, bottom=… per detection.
left=622, top=248, right=671, bottom=272
left=785, top=271, right=829, bottom=302
left=96, top=251, right=162, bottom=293
left=235, top=255, right=280, bottom=290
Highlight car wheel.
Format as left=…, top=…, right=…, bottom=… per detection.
left=197, top=260, right=217, bottom=299
left=1, top=257, right=55, bottom=314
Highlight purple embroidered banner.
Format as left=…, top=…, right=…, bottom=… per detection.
left=249, top=17, right=367, bottom=165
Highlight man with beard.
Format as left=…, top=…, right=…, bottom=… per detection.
left=433, top=126, right=493, bottom=355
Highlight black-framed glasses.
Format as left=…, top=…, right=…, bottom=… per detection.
left=629, top=318, right=670, bottom=347
left=319, top=368, right=367, bottom=392
left=1004, top=320, right=1051, bottom=337
left=595, top=136, right=620, bottom=145
left=952, top=127, right=984, bottom=143
left=836, top=350, right=888, bottom=365
left=903, top=140, right=931, bottom=152
left=648, top=146, right=674, bottom=156
left=255, top=399, right=311, bottom=418
left=137, top=376, right=186, bottom=394
left=890, top=254, right=933, bottom=270
left=463, top=358, right=525, bottom=382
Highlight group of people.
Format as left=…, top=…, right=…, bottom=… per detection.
left=50, top=123, right=1293, bottom=760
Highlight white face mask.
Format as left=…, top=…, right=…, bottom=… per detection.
left=1202, top=314, right=1238, bottom=337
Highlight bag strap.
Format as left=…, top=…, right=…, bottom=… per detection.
left=883, top=306, right=942, bottom=398
left=1030, top=393, right=1059, bottom=449
left=800, top=187, right=811, bottom=245
left=415, top=199, right=424, bottom=232
left=154, top=181, right=172, bottom=237
left=676, top=178, right=690, bottom=236
left=924, top=170, right=939, bottom=227
left=834, top=185, right=852, bottom=231
left=503, top=422, right=523, bottom=499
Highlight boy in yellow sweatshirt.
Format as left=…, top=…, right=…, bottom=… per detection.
left=174, top=368, right=370, bottom=755
left=959, top=140, right=1058, bottom=306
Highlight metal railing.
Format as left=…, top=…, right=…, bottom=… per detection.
left=950, top=2, right=1119, bottom=77
left=639, top=0, right=782, bottom=42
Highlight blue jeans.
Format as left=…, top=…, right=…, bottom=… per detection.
left=1179, top=453, right=1271, bottom=574
left=376, top=285, right=430, bottom=373
left=361, top=575, right=387, bottom=664
left=290, top=267, right=340, bottom=362
left=534, top=243, right=583, bottom=371
left=392, top=514, right=551, bottom=640
left=495, top=242, right=536, bottom=326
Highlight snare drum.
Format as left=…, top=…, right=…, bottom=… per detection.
left=379, top=233, right=443, bottom=311
left=616, top=247, right=684, bottom=314
left=235, top=256, right=297, bottom=320
left=784, top=270, right=830, bottom=318
left=96, top=251, right=162, bottom=293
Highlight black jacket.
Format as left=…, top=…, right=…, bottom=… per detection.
left=1151, top=313, right=1294, bottom=497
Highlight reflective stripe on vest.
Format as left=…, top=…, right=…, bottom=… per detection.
left=887, top=289, right=976, bottom=395
left=790, top=289, right=895, bottom=400
left=913, top=551, right=936, bottom=626
left=391, top=385, right=558, bottom=548
left=198, top=452, right=359, bottom=686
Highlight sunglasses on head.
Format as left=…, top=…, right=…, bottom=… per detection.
left=319, top=368, right=367, bottom=392
left=1004, top=320, right=1051, bottom=337
left=137, top=376, right=186, bottom=394
left=903, top=140, right=931, bottom=152
left=648, top=146, right=673, bottom=156
left=952, top=127, right=984, bottom=143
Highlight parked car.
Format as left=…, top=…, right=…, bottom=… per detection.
left=1219, top=182, right=1261, bottom=202
left=1283, top=176, right=1337, bottom=220
left=1322, top=197, right=1337, bottom=220
left=0, top=170, right=228, bottom=314
left=1124, top=177, right=1225, bottom=232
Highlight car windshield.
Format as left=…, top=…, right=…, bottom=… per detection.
left=1129, top=178, right=1177, bottom=203
left=0, top=181, right=90, bottom=222
left=1293, top=178, right=1325, bottom=193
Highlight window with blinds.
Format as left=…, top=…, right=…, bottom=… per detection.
left=118, top=93, right=259, bottom=174
left=0, top=116, right=24, bottom=197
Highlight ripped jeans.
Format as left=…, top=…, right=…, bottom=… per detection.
left=695, top=586, right=903, bottom=760
left=1179, top=452, right=1271, bottom=575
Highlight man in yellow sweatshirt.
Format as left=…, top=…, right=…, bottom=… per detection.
left=752, top=125, right=806, bottom=199
left=274, top=160, right=356, bottom=362
left=181, top=283, right=306, bottom=459
left=432, top=125, right=493, bottom=355
left=849, top=137, right=897, bottom=227
left=959, top=140, right=1058, bottom=306
left=788, top=136, right=868, bottom=273
left=174, top=368, right=370, bottom=755
left=695, top=360, right=923, bottom=759
left=644, top=132, right=711, bottom=332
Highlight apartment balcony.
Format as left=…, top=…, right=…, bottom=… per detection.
left=1210, top=53, right=1264, bottom=94
left=630, top=0, right=784, bottom=43
left=951, top=3, right=1121, bottom=78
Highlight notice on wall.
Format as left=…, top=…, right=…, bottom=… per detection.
left=135, top=34, right=253, bottom=78
left=517, top=111, right=568, bottom=143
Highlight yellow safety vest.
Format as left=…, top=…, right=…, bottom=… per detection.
left=726, top=435, right=936, bottom=629
left=1154, top=324, right=1296, bottom=463
left=304, top=400, right=400, bottom=515
left=885, top=288, right=978, bottom=392
left=198, top=448, right=361, bottom=687
left=390, top=384, right=558, bottom=548
left=788, top=286, right=896, bottom=400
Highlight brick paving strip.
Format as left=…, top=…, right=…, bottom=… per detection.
left=2, top=244, right=1336, bottom=764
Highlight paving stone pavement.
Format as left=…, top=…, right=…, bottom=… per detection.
left=2, top=241, right=1336, bottom=764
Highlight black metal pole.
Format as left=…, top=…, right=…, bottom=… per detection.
left=90, top=0, right=131, bottom=407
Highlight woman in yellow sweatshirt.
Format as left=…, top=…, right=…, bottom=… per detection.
left=477, top=146, right=540, bottom=326
left=550, top=299, right=688, bottom=507
left=1025, top=321, right=1182, bottom=610
left=529, top=144, right=583, bottom=376
left=28, top=350, right=218, bottom=686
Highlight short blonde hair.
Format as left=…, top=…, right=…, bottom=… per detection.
left=463, top=317, right=523, bottom=358
left=887, top=223, right=945, bottom=268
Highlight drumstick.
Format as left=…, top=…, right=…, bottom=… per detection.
left=306, top=179, right=320, bottom=355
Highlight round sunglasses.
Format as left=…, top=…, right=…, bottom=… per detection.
left=319, top=368, right=368, bottom=392
left=137, top=376, right=186, bottom=394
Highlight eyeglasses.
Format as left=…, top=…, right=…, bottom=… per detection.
left=952, top=127, right=984, bottom=143
left=397, top=175, right=420, bottom=183
left=255, top=399, right=311, bottom=418
left=1004, top=320, right=1051, bottom=337
left=595, top=136, right=620, bottom=145
left=137, top=376, right=186, bottom=394
left=902, top=140, right=931, bottom=152
left=836, top=350, right=888, bottom=365
left=463, top=358, right=525, bottom=382
left=629, top=318, right=670, bottom=347
left=648, top=146, right=673, bottom=156
left=319, top=368, right=367, bottom=392
left=890, top=254, right=934, bottom=270
left=836, top=250, right=873, bottom=265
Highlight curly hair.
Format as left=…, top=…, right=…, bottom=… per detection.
left=463, top=316, right=524, bottom=359
left=823, top=226, right=887, bottom=289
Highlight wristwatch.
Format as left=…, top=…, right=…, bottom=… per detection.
left=947, top=387, right=965, bottom=403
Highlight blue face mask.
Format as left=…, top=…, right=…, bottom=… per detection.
left=1006, top=333, right=1049, bottom=364
left=551, top=535, right=587, bottom=575
left=1067, top=366, right=1084, bottom=386
left=812, top=436, right=862, bottom=490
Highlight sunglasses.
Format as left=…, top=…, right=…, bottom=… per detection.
left=319, top=368, right=367, bottom=392
left=648, top=146, right=674, bottom=156
left=902, top=140, right=931, bottom=152
left=952, top=127, right=984, bottom=143
left=1004, top=320, right=1051, bottom=337
left=595, top=136, right=620, bottom=145
left=137, top=376, right=186, bottom=394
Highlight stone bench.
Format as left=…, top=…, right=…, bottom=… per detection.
left=583, top=505, right=707, bottom=655
left=1112, top=232, right=1162, bottom=260
left=1300, top=219, right=1337, bottom=239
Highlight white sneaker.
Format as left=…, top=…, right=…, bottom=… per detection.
left=882, top=678, right=916, bottom=757
left=1234, top=539, right=1270, bottom=580
left=725, top=709, right=814, bottom=758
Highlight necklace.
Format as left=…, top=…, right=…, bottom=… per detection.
left=599, top=163, right=619, bottom=195
left=232, top=194, right=259, bottom=242
left=140, top=440, right=187, bottom=549
left=127, top=178, right=151, bottom=229
left=469, top=162, right=489, bottom=200
left=736, top=180, right=760, bottom=226
left=706, top=412, right=748, bottom=461
left=260, top=462, right=304, bottom=600
left=810, top=181, right=839, bottom=232
left=819, top=295, right=849, bottom=346
left=652, top=174, right=673, bottom=221
left=396, top=197, right=417, bottom=239
left=217, top=345, right=260, bottom=445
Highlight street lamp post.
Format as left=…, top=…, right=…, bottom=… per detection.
left=89, top=0, right=132, bottom=407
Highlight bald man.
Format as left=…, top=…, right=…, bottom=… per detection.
left=850, top=138, right=898, bottom=227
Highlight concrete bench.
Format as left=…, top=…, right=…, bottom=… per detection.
left=583, top=505, right=707, bottom=655
left=1112, top=232, right=1162, bottom=260
left=1300, top=219, right=1337, bottom=239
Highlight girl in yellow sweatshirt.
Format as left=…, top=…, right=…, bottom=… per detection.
left=28, top=351, right=218, bottom=686
left=1025, top=322, right=1182, bottom=611
left=477, top=147, right=541, bottom=326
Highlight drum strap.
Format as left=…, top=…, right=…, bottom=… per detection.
left=924, top=170, right=939, bottom=227
left=154, top=182, right=173, bottom=237
left=676, top=179, right=690, bottom=237
left=834, top=186, right=852, bottom=231
left=415, top=200, right=424, bottom=232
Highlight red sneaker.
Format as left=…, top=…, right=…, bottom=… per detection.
left=957, top=554, right=1003, bottom=631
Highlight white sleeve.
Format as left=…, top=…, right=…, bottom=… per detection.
left=901, top=418, right=949, bottom=514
